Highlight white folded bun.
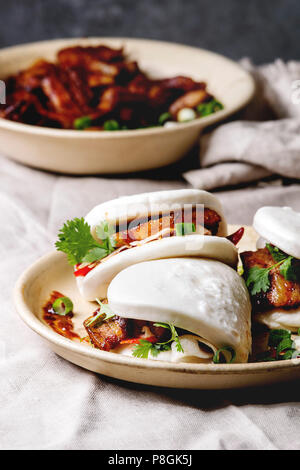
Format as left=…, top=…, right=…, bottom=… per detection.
left=255, top=308, right=300, bottom=332
left=107, top=258, right=252, bottom=363
left=85, top=189, right=227, bottom=237
left=254, top=206, right=300, bottom=259
left=77, top=236, right=238, bottom=300
left=112, top=334, right=219, bottom=364
left=77, top=189, right=231, bottom=300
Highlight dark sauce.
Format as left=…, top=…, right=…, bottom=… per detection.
left=43, top=290, right=80, bottom=341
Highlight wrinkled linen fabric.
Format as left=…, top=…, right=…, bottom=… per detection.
left=184, top=59, right=300, bottom=189
left=1, top=155, right=300, bottom=450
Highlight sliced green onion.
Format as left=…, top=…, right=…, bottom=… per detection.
left=197, top=99, right=224, bottom=117
left=74, top=116, right=92, bottom=130
left=103, top=120, right=120, bottom=131
left=86, top=298, right=115, bottom=327
left=213, top=346, right=236, bottom=364
left=52, top=297, right=73, bottom=316
left=158, top=112, right=172, bottom=125
left=175, top=222, right=196, bottom=237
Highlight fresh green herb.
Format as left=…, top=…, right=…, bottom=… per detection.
left=268, top=329, right=291, bottom=348
left=86, top=298, right=115, bottom=327
left=280, top=257, right=300, bottom=282
left=276, top=337, right=294, bottom=357
left=55, top=218, right=116, bottom=266
left=197, top=99, right=224, bottom=117
left=56, top=218, right=102, bottom=265
left=256, top=329, right=300, bottom=362
left=244, top=244, right=300, bottom=296
left=175, top=223, right=196, bottom=237
left=245, top=266, right=272, bottom=296
left=81, top=247, right=109, bottom=264
left=95, top=222, right=116, bottom=255
left=158, top=112, right=172, bottom=125
left=132, top=322, right=183, bottom=359
left=213, top=346, right=236, bottom=364
left=132, top=340, right=172, bottom=359
left=267, top=244, right=300, bottom=282
left=153, top=322, right=184, bottom=353
left=74, top=116, right=93, bottom=130
left=52, top=296, right=73, bottom=315
left=103, top=120, right=120, bottom=131
left=266, top=244, right=287, bottom=262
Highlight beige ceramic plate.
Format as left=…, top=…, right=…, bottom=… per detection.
left=0, top=38, right=255, bottom=174
left=14, top=225, right=300, bottom=389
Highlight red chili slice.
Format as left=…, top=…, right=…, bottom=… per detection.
left=74, top=264, right=96, bottom=277
left=120, top=336, right=157, bottom=345
left=227, top=227, right=244, bottom=246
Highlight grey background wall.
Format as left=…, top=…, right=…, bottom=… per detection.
left=0, top=0, right=299, bottom=64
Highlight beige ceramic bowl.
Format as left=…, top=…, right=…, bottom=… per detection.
left=0, top=37, right=255, bottom=174
left=14, top=225, right=300, bottom=389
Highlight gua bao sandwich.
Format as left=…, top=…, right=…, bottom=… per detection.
left=55, top=189, right=251, bottom=364
left=56, top=189, right=240, bottom=300
left=88, top=257, right=252, bottom=364
left=241, top=206, right=300, bottom=331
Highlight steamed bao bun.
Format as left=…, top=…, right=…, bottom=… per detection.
left=107, top=258, right=252, bottom=363
left=254, top=206, right=300, bottom=259
left=77, top=189, right=237, bottom=301
left=253, top=206, right=300, bottom=331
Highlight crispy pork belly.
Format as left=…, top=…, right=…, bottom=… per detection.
left=241, top=247, right=300, bottom=312
left=84, top=312, right=168, bottom=351
left=84, top=315, right=129, bottom=351
left=113, top=207, right=221, bottom=247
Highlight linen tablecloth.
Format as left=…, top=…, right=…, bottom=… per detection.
left=1, top=154, right=300, bottom=450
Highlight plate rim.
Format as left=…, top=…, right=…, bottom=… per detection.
left=14, top=242, right=300, bottom=377
left=0, top=36, right=255, bottom=138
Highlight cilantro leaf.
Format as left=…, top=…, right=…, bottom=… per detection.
left=244, top=245, right=300, bottom=297
left=55, top=218, right=101, bottom=265
left=153, top=322, right=184, bottom=353
left=82, top=246, right=108, bottom=264
left=55, top=218, right=117, bottom=266
left=266, top=244, right=287, bottom=263
left=132, top=340, right=156, bottom=359
left=268, top=329, right=291, bottom=348
left=132, top=322, right=184, bottom=359
left=280, top=257, right=300, bottom=282
left=245, top=266, right=271, bottom=296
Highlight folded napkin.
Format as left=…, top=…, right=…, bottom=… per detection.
left=183, top=59, right=300, bottom=190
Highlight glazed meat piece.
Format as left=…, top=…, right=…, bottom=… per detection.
left=114, top=207, right=221, bottom=246
left=84, top=312, right=169, bottom=351
left=0, top=44, right=220, bottom=130
left=241, top=247, right=300, bottom=312
left=169, top=89, right=211, bottom=117
left=84, top=314, right=129, bottom=351
left=57, top=46, right=125, bottom=68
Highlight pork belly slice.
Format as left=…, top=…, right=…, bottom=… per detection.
left=84, top=312, right=169, bottom=352
left=114, top=207, right=221, bottom=247
left=241, top=247, right=300, bottom=312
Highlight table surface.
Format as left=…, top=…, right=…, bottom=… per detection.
left=1, top=154, right=300, bottom=450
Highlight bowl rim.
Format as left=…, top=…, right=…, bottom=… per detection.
left=0, top=36, right=255, bottom=139
left=14, top=247, right=300, bottom=376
